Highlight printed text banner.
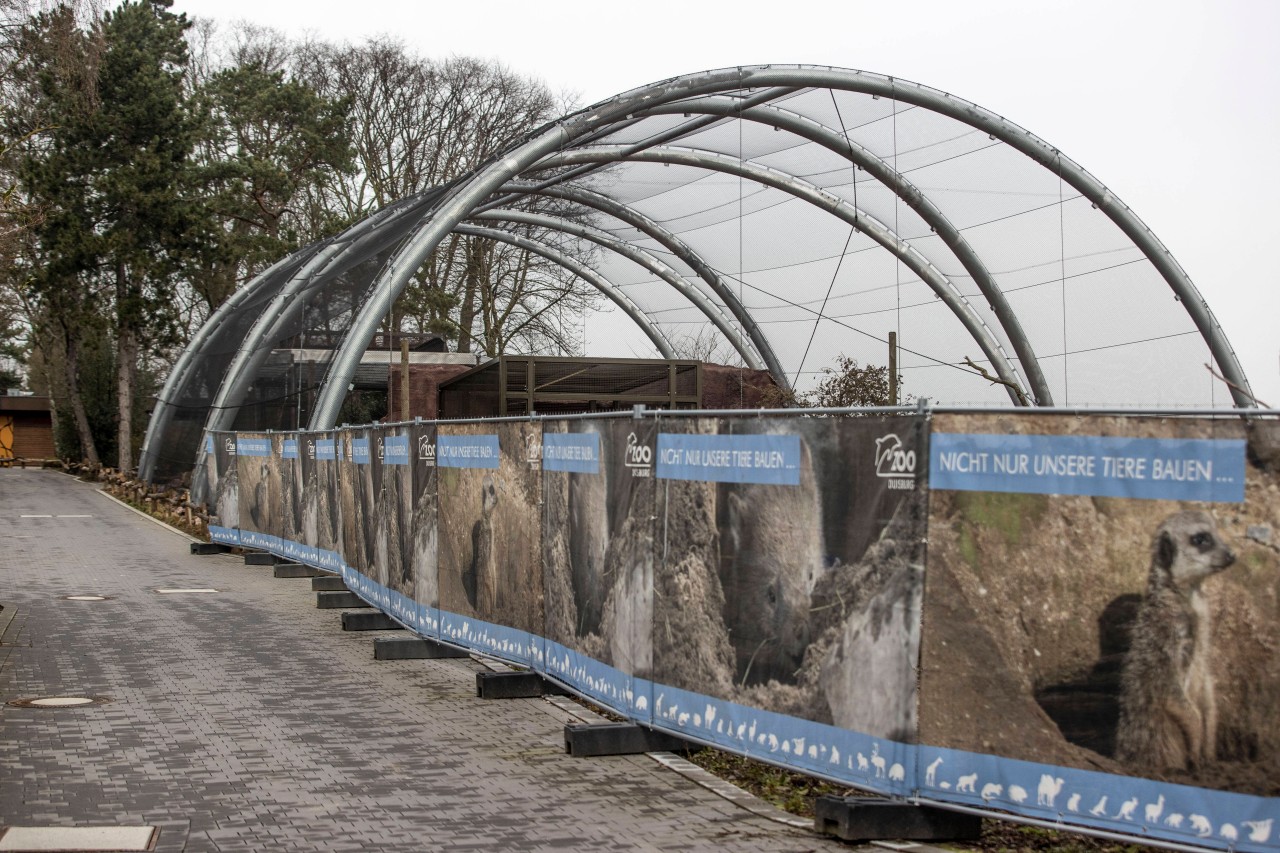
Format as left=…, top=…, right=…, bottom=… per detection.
left=929, top=433, right=1246, bottom=502
left=437, top=434, right=501, bottom=469
left=656, top=433, right=801, bottom=485
left=542, top=432, right=600, bottom=474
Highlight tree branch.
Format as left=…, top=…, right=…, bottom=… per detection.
left=962, top=356, right=1031, bottom=407
left=1204, top=362, right=1271, bottom=408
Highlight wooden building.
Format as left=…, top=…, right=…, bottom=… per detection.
left=388, top=355, right=781, bottom=421
left=0, top=395, right=56, bottom=463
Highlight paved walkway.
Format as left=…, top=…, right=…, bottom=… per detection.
left=0, top=469, right=852, bottom=851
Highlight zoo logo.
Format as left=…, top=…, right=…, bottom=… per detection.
left=377, top=438, right=384, bottom=462
left=307, top=440, right=316, bottom=460
left=623, top=431, right=652, bottom=478
left=225, top=437, right=236, bottom=455
left=875, top=433, right=916, bottom=485
left=526, top=433, right=542, bottom=469
left=418, top=434, right=436, bottom=466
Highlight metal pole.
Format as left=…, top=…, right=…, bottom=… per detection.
left=399, top=340, right=410, bottom=421
left=889, top=331, right=899, bottom=406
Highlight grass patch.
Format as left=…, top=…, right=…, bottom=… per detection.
left=953, top=491, right=1049, bottom=550
left=687, top=747, right=856, bottom=817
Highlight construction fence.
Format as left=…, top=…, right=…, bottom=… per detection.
left=204, top=409, right=1279, bottom=851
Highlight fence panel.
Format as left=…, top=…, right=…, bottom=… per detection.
left=920, top=413, right=1277, bottom=849
left=203, top=411, right=1280, bottom=851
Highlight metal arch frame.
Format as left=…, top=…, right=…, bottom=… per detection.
left=554, top=66, right=1252, bottom=406
left=452, top=224, right=676, bottom=359
left=481, top=87, right=804, bottom=213
left=200, top=192, right=436, bottom=438
left=634, top=96, right=1052, bottom=405
left=468, top=208, right=763, bottom=370
left=309, top=126, right=579, bottom=428
left=136, top=247, right=322, bottom=482
left=528, top=145, right=1029, bottom=405
left=496, top=181, right=792, bottom=389
left=308, top=65, right=1252, bottom=428
left=668, top=66, right=1254, bottom=407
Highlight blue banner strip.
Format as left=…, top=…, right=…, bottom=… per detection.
left=542, top=432, right=600, bottom=474
left=382, top=435, right=410, bottom=465
left=236, top=437, right=271, bottom=457
left=656, top=433, right=801, bottom=485
left=351, top=438, right=371, bottom=464
left=437, top=434, right=500, bottom=469
left=929, top=433, right=1246, bottom=503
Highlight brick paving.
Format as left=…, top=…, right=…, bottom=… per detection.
left=0, top=469, right=849, bottom=851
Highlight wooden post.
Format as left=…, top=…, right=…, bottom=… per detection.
left=399, top=340, right=410, bottom=421
left=888, top=332, right=899, bottom=406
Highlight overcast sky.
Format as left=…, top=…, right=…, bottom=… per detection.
left=175, top=0, right=1280, bottom=407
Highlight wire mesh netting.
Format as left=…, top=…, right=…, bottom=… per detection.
left=146, top=66, right=1246, bottom=485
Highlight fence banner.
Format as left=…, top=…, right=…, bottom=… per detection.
left=276, top=434, right=302, bottom=556
left=206, top=431, right=239, bottom=547
left=541, top=419, right=655, bottom=719
left=922, top=413, right=1277, bottom=849
left=234, top=432, right=277, bottom=554
left=643, top=416, right=925, bottom=790
left=337, top=427, right=373, bottom=587
left=434, top=421, right=543, bottom=665
left=300, top=431, right=341, bottom=571
left=207, top=411, right=1279, bottom=851
left=402, top=422, right=439, bottom=637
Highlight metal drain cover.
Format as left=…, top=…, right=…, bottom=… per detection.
left=7, top=696, right=109, bottom=709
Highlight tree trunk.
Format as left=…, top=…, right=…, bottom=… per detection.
left=62, top=332, right=99, bottom=466
left=116, top=323, right=139, bottom=472
left=116, top=260, right=140, bottom=473
left=456, top=238, right=480, bottom=354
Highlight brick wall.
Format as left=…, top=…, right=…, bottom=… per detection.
left=386, top=364, right=476, bottom=421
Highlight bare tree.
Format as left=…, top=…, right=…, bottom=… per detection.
left=293, top=40, right=598, bottom=357
left=664, top=323, right=746, bottom=367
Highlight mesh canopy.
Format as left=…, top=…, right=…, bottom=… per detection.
left=142, top=65, right=1253, bottom=484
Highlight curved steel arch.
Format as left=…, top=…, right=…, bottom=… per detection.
left=145, top=64, right=1260, bottom=483
left=527, top=145, right=1030, bottom=405
left=452, top=224, right=677, bottom=359
left=312, top=133, right=1027, bottom=425
left=654, top=66, right=1253, bottom=406
left=308, top=127, right=579, bottom=428
left=201, top=191, right=443, bottom=439
left=468, top=208, right=763, bottom=370
left=137, top=244, right=325, bottom=481
left=497, top=181, right=792, bottom=390
left=273, top=63, right=1250, bottom=429
left=633, top=96, right=1052, bottom=405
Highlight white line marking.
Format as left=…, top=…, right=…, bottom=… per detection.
left=20, top=514, right=52, bottom=518
left=57, top=514, right=93, bottom=518
left=154, top=588, right=219, bottom=594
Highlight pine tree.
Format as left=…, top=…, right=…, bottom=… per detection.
left=191, top=60, right=354, bottom=309
left=91, top=0, right=198, bottom=472
left=16, top=1, right=198, bottom=469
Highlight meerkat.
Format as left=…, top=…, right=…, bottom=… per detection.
left=468, top=475, right=500, bottom=613
left=1115, top=510, right=1235, bottom=771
